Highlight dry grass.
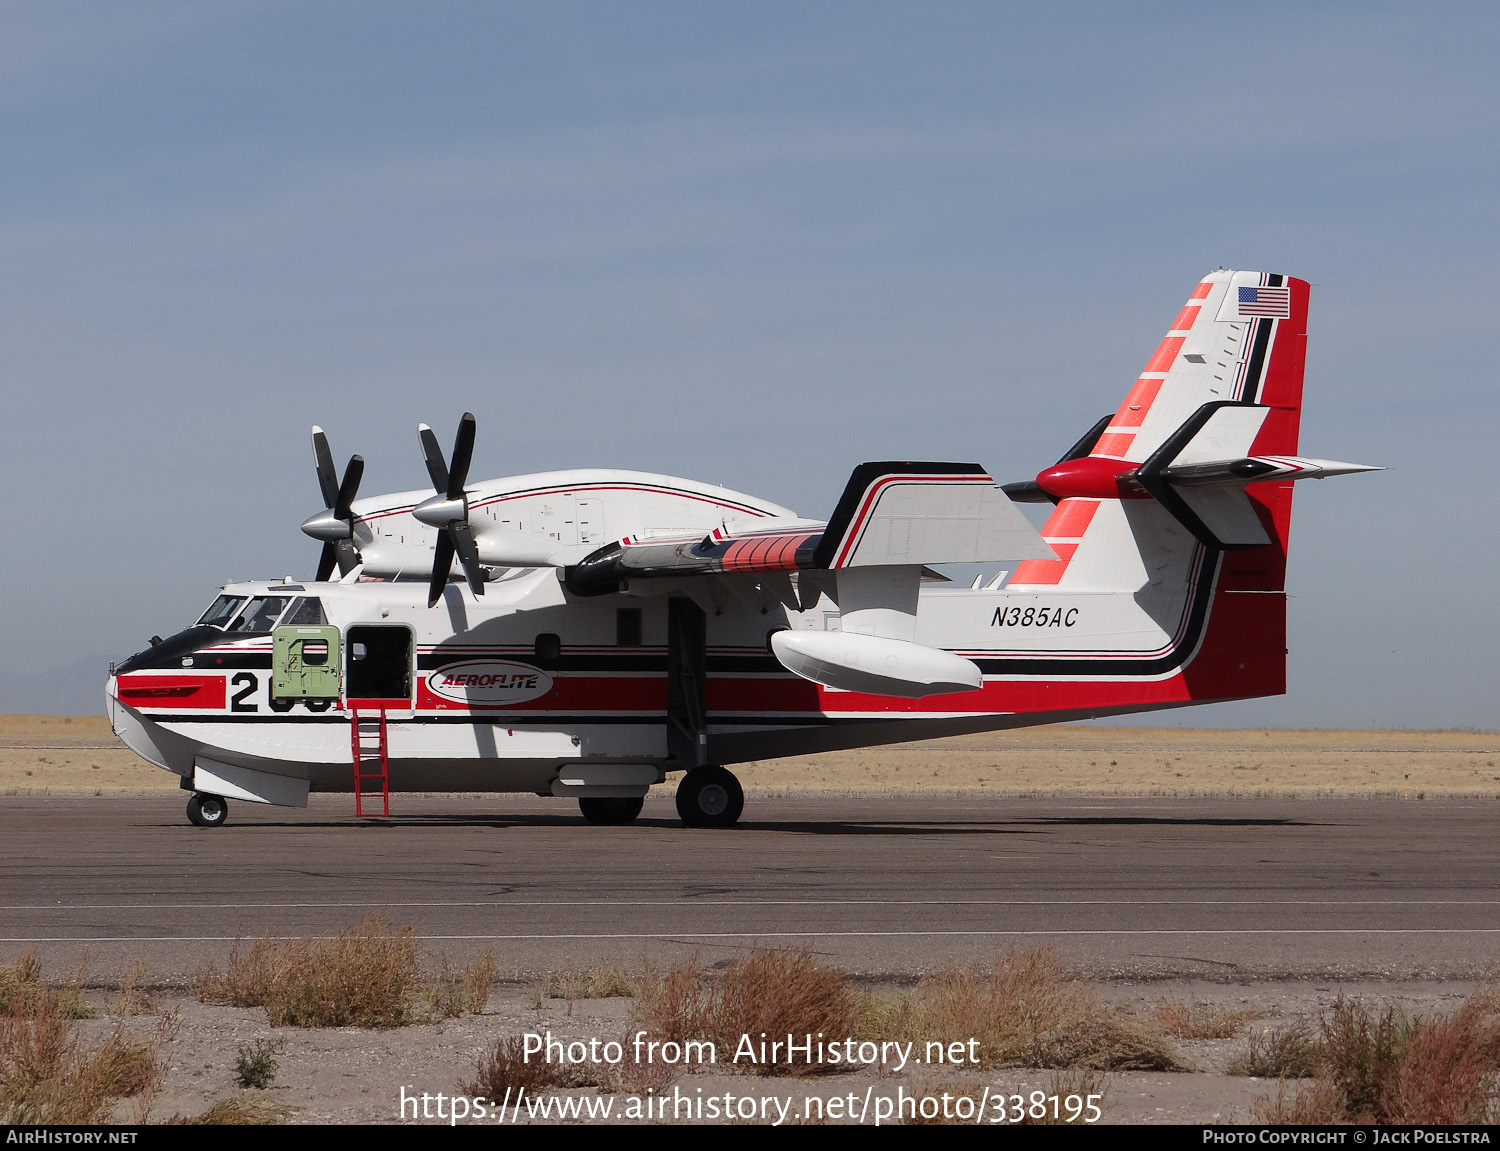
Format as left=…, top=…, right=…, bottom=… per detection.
left=1251, top=995, right=1500, bottom=1124
left=1154, top=1000, right=1258, bottom=1039
left=632, top=950, right=861, bottom=1077
left=1229, top=1022, right=1324, bottom=1078
left=464, top=949, right=496, bottom=1015
left=0, top=951, right=93, bottom=1021
left=195, top=914, right=420, bottom=1027
left=885, top=947, right=1184, bottom=1071
left=1022, top=1069, right=1109, bottom=1125
left=0, top=986, right=174, bottom=1124
left=902, top=1081, right=980, bottom=1125
left=905, top=1071, right=1106, bottom=1126
left=730, top=727, right=1500, bottom=797
left=461, top=1036, right=582, bottom=1097
left=1253, top=1080, right=1349, bottom=1124
left=422, top=949, right=497, bottom=1021
left=195, top=916, right=503, bottom=1028
left=169, top=1096, right=295, bottom=1125
left=532, top=964, right=638, bottom=1009
left=8, top=716, right=1500, bottom=798
left=196, top=916, right=501, bottom=1028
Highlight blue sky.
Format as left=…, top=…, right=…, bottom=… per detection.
left=1, top=2, right=1495, bottom=726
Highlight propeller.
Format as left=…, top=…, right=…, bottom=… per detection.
left=300, top=426, right=365, bottom=581
left=413, top=412, right=486, bottom=606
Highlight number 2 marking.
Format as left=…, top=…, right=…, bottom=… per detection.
left=231, top=673, right=258, bottom=712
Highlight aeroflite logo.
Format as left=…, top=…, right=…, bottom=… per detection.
left=427, top=660, right=554, bottom=705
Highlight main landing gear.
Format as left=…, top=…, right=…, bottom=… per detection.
left=675, top=765, right=744, bottom=828
left=186, top=792, right=229, bottom=827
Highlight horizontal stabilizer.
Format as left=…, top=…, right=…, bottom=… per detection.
left=815, top=462, right=1054, bottom=568
left=1170, top=484, right=1271, bottom=547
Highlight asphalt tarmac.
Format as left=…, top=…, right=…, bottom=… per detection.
left=3, top=792, right=1499, bottom=984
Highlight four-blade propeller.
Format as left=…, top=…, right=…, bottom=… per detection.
left=300, top=427, right=365, bottom=581
left=413, top=412, right=487, bottom=606
left=300, top=414, right=489, bottom=603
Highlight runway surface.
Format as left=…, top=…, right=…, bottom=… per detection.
left=3, top=792, right=1499, bottom=983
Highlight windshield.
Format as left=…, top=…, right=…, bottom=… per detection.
left=196, top=595, right=247, bottom=629
left=225, top=596, right=291, bottom=634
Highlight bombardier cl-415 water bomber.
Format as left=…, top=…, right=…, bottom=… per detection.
left=107, top=270, right=1376, bottom=829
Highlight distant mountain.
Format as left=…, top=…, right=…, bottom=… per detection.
left=0, top=657, right=113, bottom=716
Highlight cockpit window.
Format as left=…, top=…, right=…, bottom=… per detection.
left=225, top=596, right=291, bottom=634
left=283, top=597, right=328, bottom=626
left=197, top=595, right=247, bottom=629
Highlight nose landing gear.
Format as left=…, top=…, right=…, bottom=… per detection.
left=186, top=793, right=228, bottom=827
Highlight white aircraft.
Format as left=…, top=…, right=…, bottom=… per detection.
left=106, top=270, right=1377, bottom=829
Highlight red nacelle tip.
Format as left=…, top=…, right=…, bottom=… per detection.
left=1035, top=456, right=1146, bottom=500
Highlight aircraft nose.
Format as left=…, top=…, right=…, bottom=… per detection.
left=104, top=674, right=120, bottom=734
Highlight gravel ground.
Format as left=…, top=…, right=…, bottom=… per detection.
left=62, top=977, right=1488, bottom=1125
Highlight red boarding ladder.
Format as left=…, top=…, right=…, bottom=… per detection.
left=349, top=707, right=390, bottom=818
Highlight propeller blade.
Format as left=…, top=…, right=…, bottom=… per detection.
left=447, top=412, right=476, bottom=500
left=334, top=539, right=360, bottom=577
left=334, top=455, right=364, bottom=520
left=449, top=522, right=486, bottom=596
left=427, top=530, right=456, bottom=607
left=309, top=429, right=364, bottom=580
left=312, top=426, right=340, bottom=509
left=417, top=423, right=449, bottom=493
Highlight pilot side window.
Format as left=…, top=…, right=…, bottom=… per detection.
left=226, top=596, right=290, bottom=634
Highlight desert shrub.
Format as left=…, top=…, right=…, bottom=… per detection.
left=196, top=915, right=418, bottom=1027
left=1253, top=1080, right=1349, bottom=1124
left=197, top=916, right=500, bottom=1028
left=0, top=952, right=93, bottom=1021
left=461, top=1036, right=579, bottom=1097
left=891, top=947, right=1184, bottom=1071
left=1319, top=999, right=1413, bottom=1117
left=632, top=950, right=861, bottom=1076
left=903, top=1081, right=978, bottom=1125
left=1228, top=1022, right=1324, bottom=1078
left=420, top=949, right=497, bottom=1021
left=1155, top=1000, right=1257, bottom=1039
left=1253, top=996, right=1500, bottom=1125
left=1021, top=1069, right=1109, bottom=1125
left=1378, top=999, right=1499, bottom=1124
left=464, top=950, right=496, bottom=1015
left=234, top=1039, right=281, bottom=1090
left=0, top=990, right=172, bottom=1123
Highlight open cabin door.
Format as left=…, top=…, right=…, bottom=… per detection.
left=344, top=624, right=414, bottom=713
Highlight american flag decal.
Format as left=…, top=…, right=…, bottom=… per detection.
left=1237, top=285, right=1291, bottom=318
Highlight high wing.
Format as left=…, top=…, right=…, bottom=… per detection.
left=559, top=461, right=1056, bottom=700
left=563, top=461, right=1053, bottom=597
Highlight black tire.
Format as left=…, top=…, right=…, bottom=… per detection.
left=674, top=765, right=744, bottom=828
left=187, top=793, right=228, bottom=827
left=578, top=796, right=644, bottom=826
